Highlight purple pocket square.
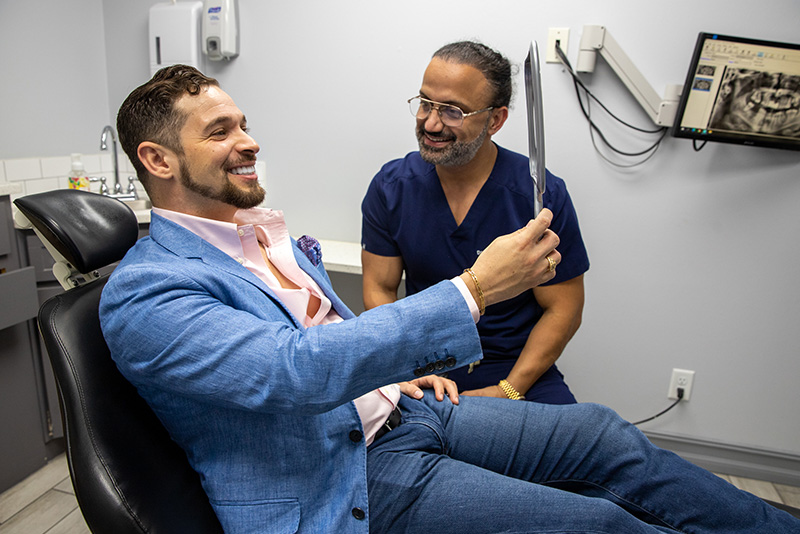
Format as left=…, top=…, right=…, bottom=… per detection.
left=297, top=235, right=322, bottom=266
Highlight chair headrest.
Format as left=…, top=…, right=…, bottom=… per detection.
left=14, top=190, right=139, bottom=273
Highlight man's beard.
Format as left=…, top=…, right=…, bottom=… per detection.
left=179, top=158, right=266, bottom=209
left=416, top=118, right=490, bottom=167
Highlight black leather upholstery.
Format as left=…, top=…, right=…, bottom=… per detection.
left=15, top=189, right=139, bottom=274
left=18, top=190, right=223, bottom=533
left=38, top=281, right=223, bottom=533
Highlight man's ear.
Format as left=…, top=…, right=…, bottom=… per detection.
left=488, top=107, right=509, bottom=136
left=137, top=142, right=178, bottom=180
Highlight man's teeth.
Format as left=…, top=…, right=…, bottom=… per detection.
left=230, top=165, right=256, bottom=175
left=426, top=132, right=451, bottom=142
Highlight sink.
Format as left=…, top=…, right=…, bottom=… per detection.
left=123, top=199, right=152, bottom=211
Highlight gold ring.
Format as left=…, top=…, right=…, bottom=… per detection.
left=546, top=255, right=557, bottom=272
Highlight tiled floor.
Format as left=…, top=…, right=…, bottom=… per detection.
left=1, top=453, right=799, bottom=533
left=0, top=455, right=88, bottom=534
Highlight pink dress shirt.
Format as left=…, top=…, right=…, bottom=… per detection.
left=153, top=206, right=478, bottom=445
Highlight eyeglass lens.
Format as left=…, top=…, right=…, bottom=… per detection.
left=409, top=98, right=464, bottom=126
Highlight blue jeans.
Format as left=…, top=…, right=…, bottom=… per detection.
left=367, top=395, right=799, bottom=534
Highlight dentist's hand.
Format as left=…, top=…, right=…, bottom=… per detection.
left=460, top=208, right=560, bottom=309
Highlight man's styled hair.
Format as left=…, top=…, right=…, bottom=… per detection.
left=117, top=64, right=219, bottom=185
left=432, top=41, right=514, bottom=109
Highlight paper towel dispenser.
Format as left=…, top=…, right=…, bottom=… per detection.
left=149, top=1, right=204, bottom=76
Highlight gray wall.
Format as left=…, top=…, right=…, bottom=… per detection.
left=0, top=1, right=110, bottom=158
left=3, top=1, right=799, bottom=458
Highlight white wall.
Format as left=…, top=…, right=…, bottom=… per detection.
left=0, top=1, right=110, bottom=159
left=4, top=1, right=799, bottom=458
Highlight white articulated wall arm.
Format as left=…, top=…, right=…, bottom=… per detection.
left=576, top=25, right=681, bottom=127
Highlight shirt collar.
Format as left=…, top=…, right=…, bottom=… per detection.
left=152, top=206, right=288, bottom=258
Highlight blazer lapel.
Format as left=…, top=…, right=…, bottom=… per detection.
left=291, top=243, right=355, bottom=320
left=148, top=213, right=304, bottom=327
left=148, top=213, right=354, bottom=324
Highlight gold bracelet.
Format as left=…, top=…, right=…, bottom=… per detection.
left=499, top=379, right=525, bottom=400
left=463, top=268, right=485, bottom=316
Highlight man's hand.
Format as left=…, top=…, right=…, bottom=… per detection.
left=461, top=208, right=560, bottom=309
left=399, top=375, right=460, bottom=404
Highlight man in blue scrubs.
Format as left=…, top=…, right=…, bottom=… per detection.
left=362, top=41, right=589, bottom=403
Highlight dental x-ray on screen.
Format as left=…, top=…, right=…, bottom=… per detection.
left=672, top=32, right=800, bottom=151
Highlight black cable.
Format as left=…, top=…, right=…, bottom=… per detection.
left=632, top=387, right=685, bottom=426
left=586, top=105, right=668, bottom=168
left=559, top=45, right=667, bottom=158
left=556, top=44, right=665, bottom=135
left=554, top=42, right=668, bottom=166
left=692, top=139, right=708, bottom=151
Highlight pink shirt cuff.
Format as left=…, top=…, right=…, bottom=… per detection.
left=451, top=276, right=480, bottom=323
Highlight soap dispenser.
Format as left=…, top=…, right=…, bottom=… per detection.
left=68, top=153, right=90, bottom=190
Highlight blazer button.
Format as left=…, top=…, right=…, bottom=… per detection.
left=349, top=430, right=363, bottom=443
left=434, top=360, right=445, bottom=371
left=352, top=507, right=366, bottom=520
left=425, top=362, right=435, bottom=374
left=445, top=356, right=457, bottom=367
left=414, top=367, right=425, bottom=377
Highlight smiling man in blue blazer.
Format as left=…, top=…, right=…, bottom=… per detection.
left=99, top=65, right=800, bottom=534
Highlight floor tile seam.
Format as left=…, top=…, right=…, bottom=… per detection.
left=0, top=489, right=79, bottom=530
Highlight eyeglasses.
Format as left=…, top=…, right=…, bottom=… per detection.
left=407, top=96, right=493, bottom=127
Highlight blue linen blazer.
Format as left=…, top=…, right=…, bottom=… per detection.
left=99, top=213, right=483, bottom=534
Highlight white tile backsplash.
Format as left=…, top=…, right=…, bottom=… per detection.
left=24, top=177, right=62, bottom=195
left=256, top=161, right=267, bottom=192
left=0, top=153, right=139, bottom=198
left=5, top=158, right=42, bottom=182
left=99, top=153, right=113, bottom=174
left=83, top=154, right=102, bottom=174
left=40, top=156, right=72, bottom=178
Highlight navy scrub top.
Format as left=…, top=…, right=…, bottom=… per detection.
left=361, top=145, right=589, bottom=363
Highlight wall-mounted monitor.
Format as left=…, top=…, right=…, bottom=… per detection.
left=671, top=32, right=800, bottom=151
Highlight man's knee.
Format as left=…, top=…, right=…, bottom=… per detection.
left=568, top=402, right=623, bottom=426
left=558, top=403, right=647, bottom=450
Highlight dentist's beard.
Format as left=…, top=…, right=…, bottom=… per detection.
left=417, top=120, right=489, bottom=167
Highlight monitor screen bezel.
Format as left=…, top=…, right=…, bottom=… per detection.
left=671, top=32, right=800, bottom=152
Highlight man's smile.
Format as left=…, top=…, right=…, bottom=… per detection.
left=228, top=163, right=258, bottom=178
left=422, top=130, right=456, bottom=148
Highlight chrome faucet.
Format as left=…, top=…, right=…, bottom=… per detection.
left=99, top=125, right=138, bottom=200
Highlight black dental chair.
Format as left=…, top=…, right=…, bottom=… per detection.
left=14, top=190, right=223, bottom=534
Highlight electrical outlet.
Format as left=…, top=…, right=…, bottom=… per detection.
left=668, top=368, right=695, bottom=401
left=546, top=27, right=570, bottom=63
